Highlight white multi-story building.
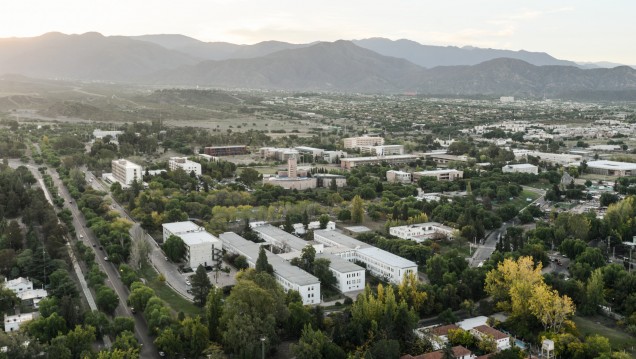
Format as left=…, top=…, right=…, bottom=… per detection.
left=386, top=170, right=412, bottom=183
left=162, top=221, right=221, bottom=269
left=314, top=230, right=418, bottom=285
left=340, top=155, right=419, bottom=170
left=343, top=136, right=384, bottom=149
left=502, top=163, right=539, bottom=174
left=169, top=157, right=202, bottom=176
left=513, top=150, right=581, bottom=165
left=4, top=313, right=36, bottom=332
left=359, top=145, right=404, bottom=156
left=111, top=159, right=143, bottom=185
left=4, top=277, right=33, bottom=293
left=389, top=222, right=455, bottom=243
left=219, top=232, right=321, bottom=305
left=317, top=254, right=365, bottom=293
left=93, top=129, right=123, bottom=141
left=253, top=225, right=324, bottom=254
left=412, top=169, right=464, bottom=182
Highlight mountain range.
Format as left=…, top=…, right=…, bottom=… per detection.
left=0, top=32, right=635, bottom=99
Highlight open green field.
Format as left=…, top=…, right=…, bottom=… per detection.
left=574, top=316, right=636, bottom=356
left=139, top=263, right=202, bottom=317
left=504, top=189, right=541, bottom=211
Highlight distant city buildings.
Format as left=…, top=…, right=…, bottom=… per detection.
left=359, top=144, right=404, bottom=156
left=343, top=136, right=384, bottom=149
left=502, top=163, right=538, bottom=174
left=412, top=169, right=464, bottom=182
left=586, top=160, right=636, bottom=177
left=169, top=157, right=202, bottom=176
left=389, top=222, right=455, bottom=243
left=386, top=170, right=412, bottom=183
left=93, top=129, right=123, bottom=142
left=340, top=154, right=418, bottom=170
left=204, top=145, right=249, bottom=157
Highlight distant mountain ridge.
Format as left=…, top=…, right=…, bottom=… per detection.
left=0, top=32, right=635, bottom=99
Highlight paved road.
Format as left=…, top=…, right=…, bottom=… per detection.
left=469, top=186, right=546, bottom=267
left=51, top=166, right=159, bottom=358
left=86, top=172, right=195, bottom=300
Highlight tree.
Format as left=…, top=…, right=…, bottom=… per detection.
left=256, top=246, right=274, bottom=274
left=301, top=244, right=316, bottom=272
left=351, top=195, right=365, bottom=224
left=485, top=256, right=544, bottom=315
left=180, top=316, right=209, bottom=358
left=582, top=268, right=605, bottom=315
left=238, top=168, right=262, bottom=187
left=319, top=214, right=330, bottom=229
left=191, top=264, right=212, bottom=307
left=292, top=324, right=346, bottom=359
left=205, top=287, right=224, bottom=341
left=163, top=235, right=186, bottom=262
left=234, top=255, right=249, bottom=270
left=447, top=328, right=475, bottom=348
left=337, top=209, right=351, bottom=221
left=111, top=317, right=135, bottom=337
left=64, top=325, right=97, bottom=359
left=314, top=258, right=336, bottom=290
left=284, top=214, right=294, bottom=233
left=111, top=330, right=141, bottom=355
left=127, top=282, right=155, bottom=311
left=529, top=284, right=575, bottom=332
left=96, top=285, right=119, bottom=315
left=155, top=328, right=182, bottom=358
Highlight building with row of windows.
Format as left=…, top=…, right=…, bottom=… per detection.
left=343, top=136, right=384, bottom=149
left=203, top=145, right=249, bottom=157
left=389, top=222, right=456, bottom=243
left=168, top=157, right=202, bottom=176
left=219, top=232, right=321, bottom=305
left=162, top=221, right=221, bottom=269
left=313, top=230, right=418, bottom=284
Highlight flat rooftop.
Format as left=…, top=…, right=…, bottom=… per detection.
left=414, top=169, right=462, bottom=175
left=356, top=247, right=417, bottom=269
left=317, top=253, right=364, bottom=273
left=179, top=231, right=220, bottom=246
left=342, top=155, right=418, bottom=162
left=219, top=232, right=318, bottom=286
left=253, top=225, right=312, bottom=252
left=503, top=163, right=538, bottom=168
left=587, top=160, right=636, bottom=170
left=162, top=221, right=202, bottom=234
left=314, top=230, right=370, bottom=249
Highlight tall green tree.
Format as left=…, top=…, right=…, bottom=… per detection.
left=205, top=287, right=224, bottom=342
left=256, top=247, right=274, bottom=274
left=163, top=235, right=186, bottom=262
left=191, top=264, right=212, bottom=307
left=351, top=195, right=364, bottom=224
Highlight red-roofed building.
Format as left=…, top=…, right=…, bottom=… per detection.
left=400, top=345, right=474, bottom=359
left=470, top=325, right=510, bottom=351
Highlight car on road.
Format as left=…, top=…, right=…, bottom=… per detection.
left=186, top=289, right=192, bottom=294
left=92, top=244, right=96, bottom=247
left=185, top=279, right=191, bottom=286
left=99, top=246, right=103, bottom=250
left=158, top=352, right=166, bottom=357
left=79, top=234, right=84, bottom=239
left=104, top=256, right=109, bottom=261
left=130, top=307, right=136, bottom=314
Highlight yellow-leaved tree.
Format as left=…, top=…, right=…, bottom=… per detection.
left=485, top=256, right=575, bottom=331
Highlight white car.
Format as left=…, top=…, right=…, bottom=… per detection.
left=104, top=256, right=109, bottom=261
left=185, top=280, right=191, bottom=286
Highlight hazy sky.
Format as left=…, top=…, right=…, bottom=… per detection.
left=2, top=0, right=635, bottom=64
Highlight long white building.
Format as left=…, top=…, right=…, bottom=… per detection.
left=219, top=232, right=321, bottom=305
left=253, top=225, right=365, bottom=293
left=162, top=221, right=221, bottom=269
left=314, top=230, right=418, bottom=284
left=169, top=157, right=202, bottom=176
left=389, top=222, right=456, bottom=243
left=502, top=163, right=538, bottom=174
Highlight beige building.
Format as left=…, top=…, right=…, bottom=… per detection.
left=359, top=145, right=404, bottom=156
left=412, top=169, right=463, bottom=181
left=340, top=155, right=418, bottom=170
left=586, top=160, right=636, bottom=177
left=343, top=136, right=384, bottom=149
left=386, top=170, right=412, bottom=183
left=263, top=157, right=318, bottom=190
left=111, top=159, right=142, bottom=185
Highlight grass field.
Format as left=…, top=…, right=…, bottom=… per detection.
left=574, top=316, right=636, bottom=356
left=502, top=189, right=541, bottom=211
left=139, top=263, right=202, bottom=317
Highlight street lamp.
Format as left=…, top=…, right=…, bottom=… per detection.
left=260, top=336, right=266, bottom=359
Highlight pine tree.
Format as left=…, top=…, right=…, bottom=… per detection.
left=256, top=247, right=274, bottom=274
